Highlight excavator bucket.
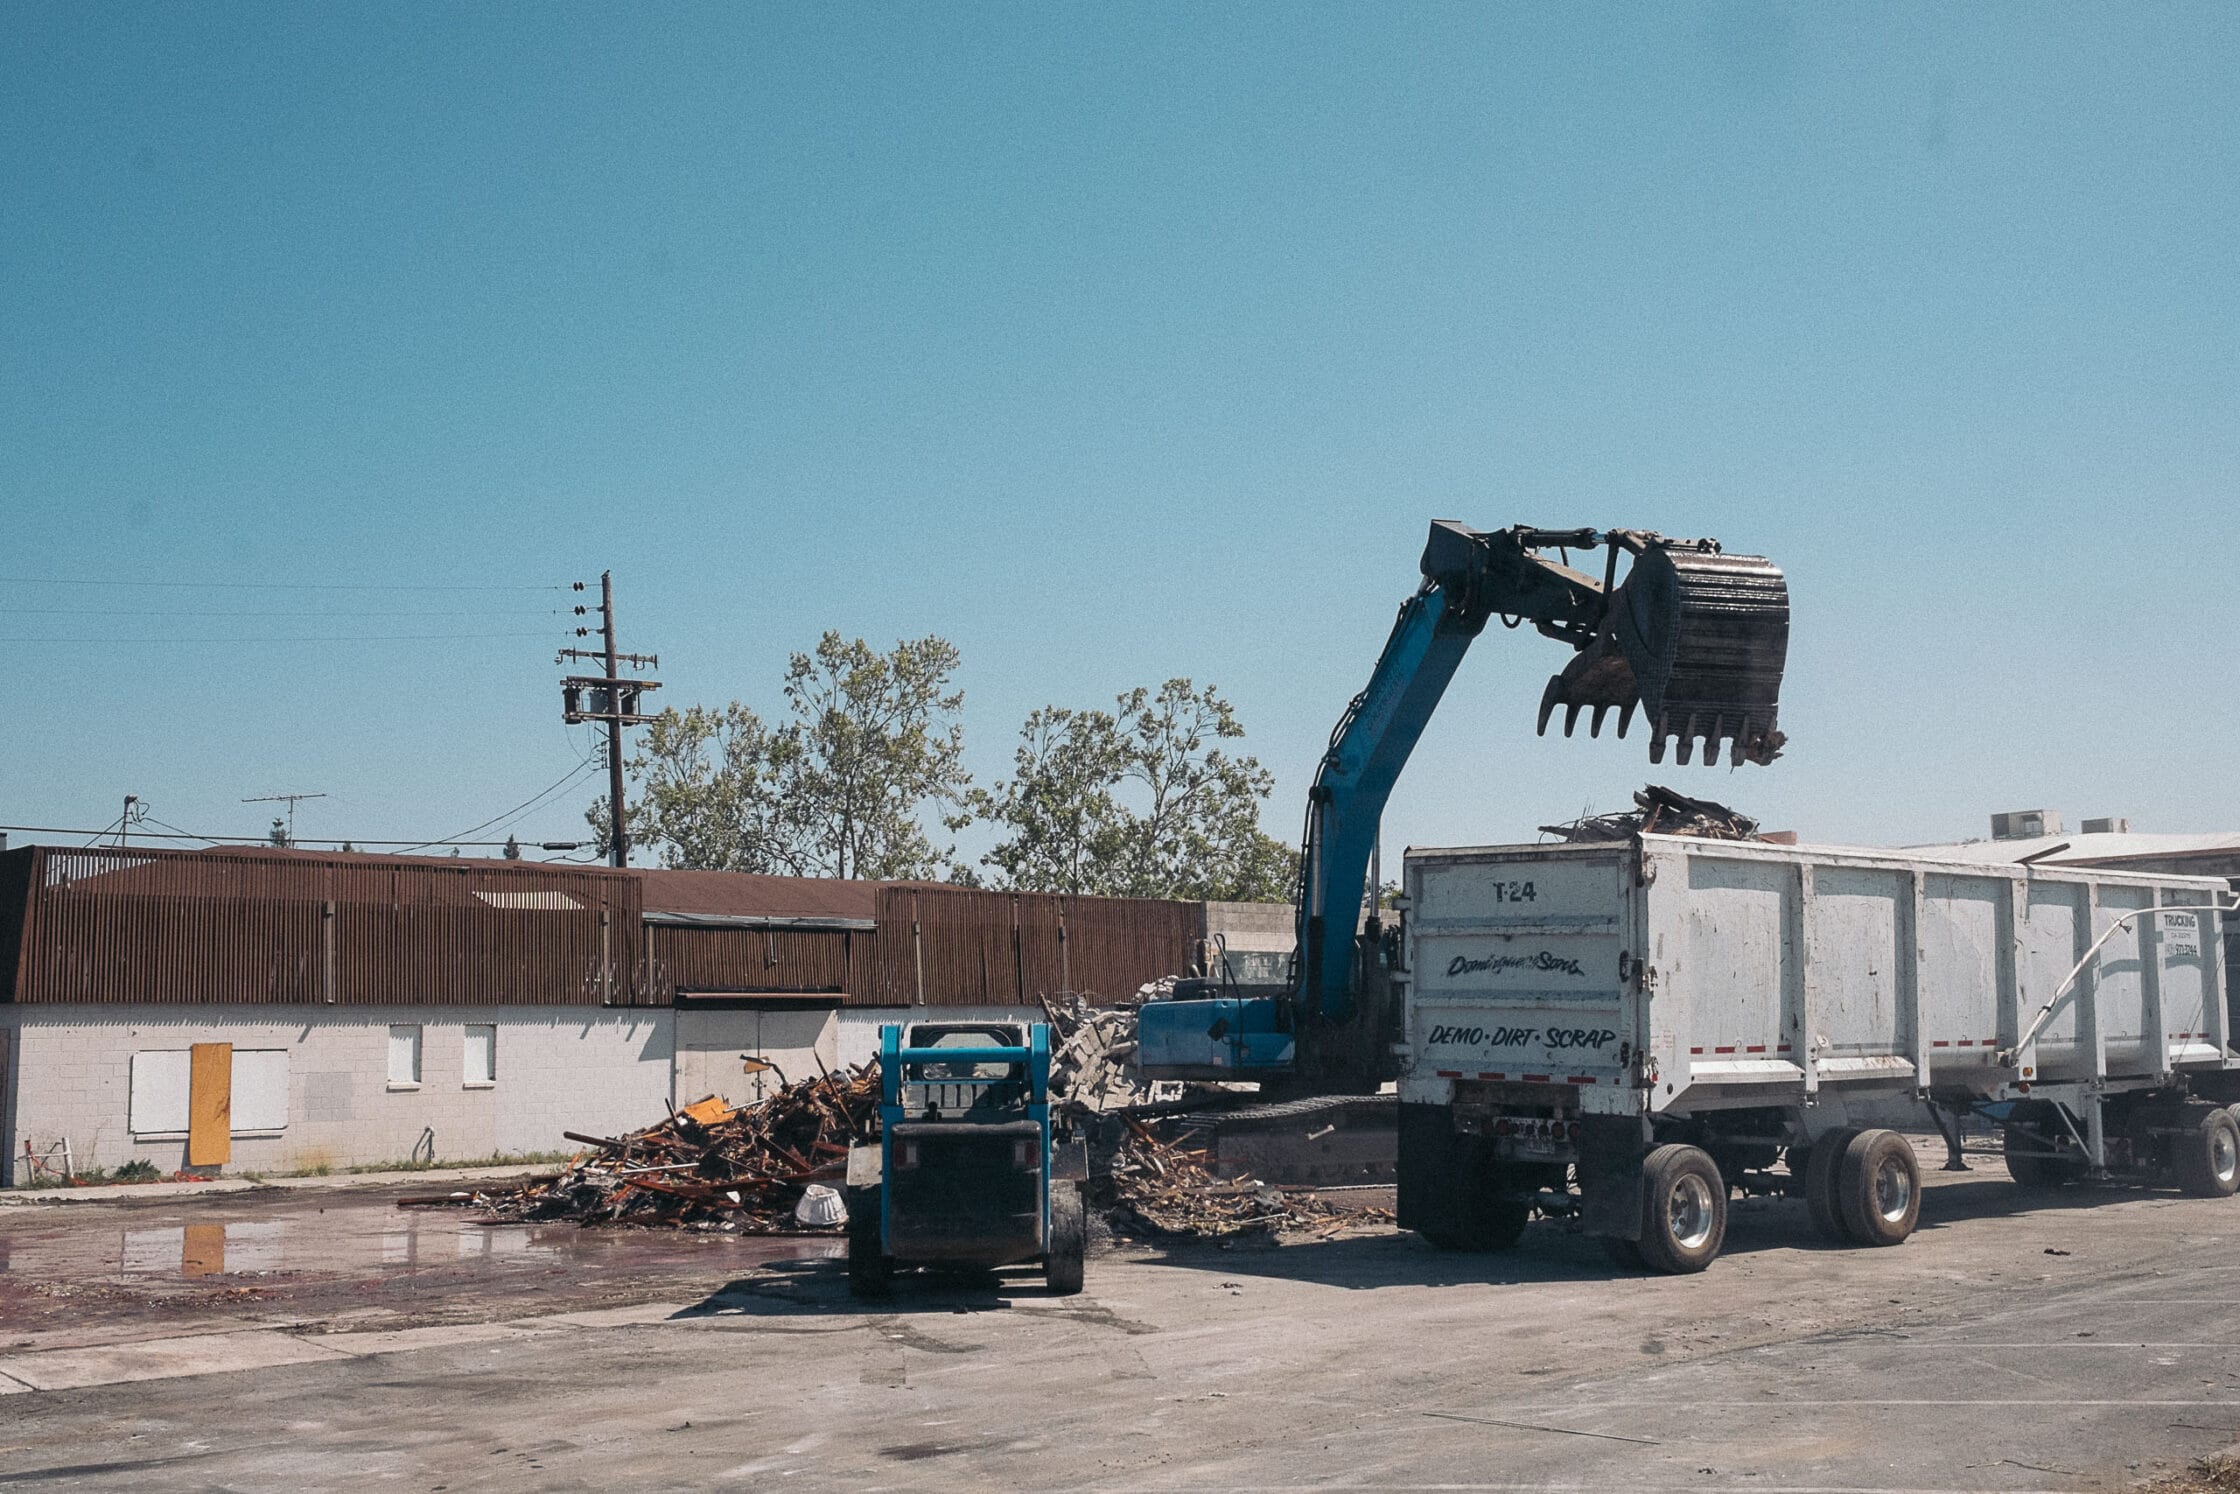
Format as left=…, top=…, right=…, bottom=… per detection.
left=1536, top=542, right=1790, bottom=766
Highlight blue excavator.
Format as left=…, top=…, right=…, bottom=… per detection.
left=1136, top=521, right=1791, bottom=1093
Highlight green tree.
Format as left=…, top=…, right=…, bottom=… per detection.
left=778, top=633, right=972, bottom=879
left=978, top=679, right=1295, bottom=901
left=588, top=701, right=803, bottom=873
left=502, top=834, right=523, bottom=861
left=267, top=817, right=291, bottom=848
left=588, top=633, right=971, bottom=879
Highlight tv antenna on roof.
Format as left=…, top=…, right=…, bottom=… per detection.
left=243, top=792, right=327, bottom=846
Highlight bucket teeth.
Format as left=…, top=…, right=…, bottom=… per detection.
left=1589, top=704, right=1609, bottom=738
left=1648, top=730, right=1667, bottom=765
left=1535, top=675, right=1561, bottom=737
left=1562, top=702, right=1582, bottom=737
left=1616, top=702, right=1635, bottom=739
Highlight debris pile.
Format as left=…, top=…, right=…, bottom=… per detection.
left=1040, top=990, right=1145, bottom=1113
left=472, top=1069, right=878, bottom=1232
left=1539, top=783, right=1761, bottom=844
left=1108, top=1117, right=1393, bottom=1238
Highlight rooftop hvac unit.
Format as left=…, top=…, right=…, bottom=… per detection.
left=1991, top=809, right=2060, bottom=841
left=2081, top=817, right=2132, bottom=835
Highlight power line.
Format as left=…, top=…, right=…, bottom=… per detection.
left=14, top=608, right=568, bottom=618
left=1, top=577, right=565, bottom=592
left=0, top=823, right=585, bottom=850
left=3, top=632, right=558, bottom=644
left=392, top=755, right=602, bottom=854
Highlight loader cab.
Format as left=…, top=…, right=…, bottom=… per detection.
left=899, top=1023, right=1028, bottom=1121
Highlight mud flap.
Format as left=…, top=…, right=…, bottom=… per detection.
left=1577, top=1114, right=1651, bottom=1241
left=1397, top=1102, right=1476, bottom=1236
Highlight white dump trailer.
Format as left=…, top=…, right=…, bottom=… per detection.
left=1396, top=834, right=2239, bottom=1273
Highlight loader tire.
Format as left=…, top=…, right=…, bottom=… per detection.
left=1835, top=1129, right=1920, bottom=1246
left=1044, top=1184, right=1087, bottom=1297
left=1636, top=1144, right=1726, bottom=1274
left=846, top=1186, right=891, bottom=1299
left=2174, top=1106, right=2240, bottom=1199
left=1802, top=1127, right=1860, bottom=1243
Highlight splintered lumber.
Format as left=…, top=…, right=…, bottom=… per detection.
left=467, top=1065, right=881, bottom=1233
left=1107, top=1116, right=1394, bottom=1238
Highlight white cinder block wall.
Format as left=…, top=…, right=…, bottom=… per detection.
left=0, top=1005, right=674, bottom=1183
left=836, top=1005, right=1046, bottom=1071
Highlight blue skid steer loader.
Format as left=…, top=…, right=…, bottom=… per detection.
left=845, top=1022, right=1089, bottom=1298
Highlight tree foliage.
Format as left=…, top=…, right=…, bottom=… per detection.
left=976, top=679, right=1294, bottom=902
left=589, top=633, right=971, bottom=880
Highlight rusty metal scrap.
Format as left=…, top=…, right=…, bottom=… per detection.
left=467, top=1067, right=880, bottom=1232
left=1538, top=783, right=1761, bottom=845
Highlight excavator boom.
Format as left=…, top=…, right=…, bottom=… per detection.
left=1136, top=519, right=1790, bottom=1090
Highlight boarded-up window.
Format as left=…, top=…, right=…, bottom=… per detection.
left=230, top=1049, right=290, bottom=1132
left=388, top=1025, right=422, bottom=1086
left=130, top=1050, right=191, bottom=1134
left=463, top=1024, right=496, bottom=1085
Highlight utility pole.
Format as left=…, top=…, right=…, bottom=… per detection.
left=118, top=794, right=139, bottom=847
left=558, top=571, right=659, bottom=868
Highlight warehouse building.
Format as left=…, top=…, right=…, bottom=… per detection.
left=0, top=845, right=1241, bottom=1184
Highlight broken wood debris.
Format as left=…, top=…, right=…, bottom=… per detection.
left=1107, top=1116, right=1393, bottom=1238
left=458, top=1066, right=880, bottom=1233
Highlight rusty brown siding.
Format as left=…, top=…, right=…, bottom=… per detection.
left=645, top=925, right=864, bottom=1000
left=867, top=886, right=1199, bottom=1007
left=7, top=847, right=644, bottom=1007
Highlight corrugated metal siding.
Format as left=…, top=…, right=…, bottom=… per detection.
left=867, top=886, right=1201, bottom=1006
left=647, top=924, right=862, bottom=998
left=6, top=847, right=645, bottom=1007
left=0, top=845, right=1221, bottom=1011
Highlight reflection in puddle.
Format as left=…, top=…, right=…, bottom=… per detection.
left=115, top=1218, right=550, bottom=1279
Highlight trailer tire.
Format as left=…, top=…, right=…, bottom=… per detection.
left=1636, top=1144, right=1726, bottom=1274
left=2174, top=1106, right=2240, bottom=1199
left=846, top=1186, right=892, bottom=1299
left=1835, top=1129, right=1920, bottom=1246
left=1042, top=1183, right=1087, bottom=1295
left=1802, top=1127, right=1860, bottom=1243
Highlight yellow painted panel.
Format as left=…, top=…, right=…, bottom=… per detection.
left=188, top=1043, right=232, bottom=1167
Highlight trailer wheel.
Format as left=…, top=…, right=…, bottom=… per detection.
left=2174, top=1106, right=2240, bottom=1199
left=1044, top=1184, right=1087, bottom=1296
left=1636, top=1144, right=1726, bottom=1274
left=1802, top=1127, right=1860, bottom=1243
left=846, top=1186, right=892, bottom=1299
left=1836, top=1129, right=1920, bottom=1246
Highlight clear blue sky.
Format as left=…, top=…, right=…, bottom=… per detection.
left=4, top=4, right=2234, bottom=863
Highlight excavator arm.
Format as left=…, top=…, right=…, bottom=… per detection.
left=1299, top=521, right=1789, bottom=1026
left=1137, top=519, right=1788, bottom=1089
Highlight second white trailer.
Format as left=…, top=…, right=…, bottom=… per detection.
left=1396, top=834, right=2238, bottom=1273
